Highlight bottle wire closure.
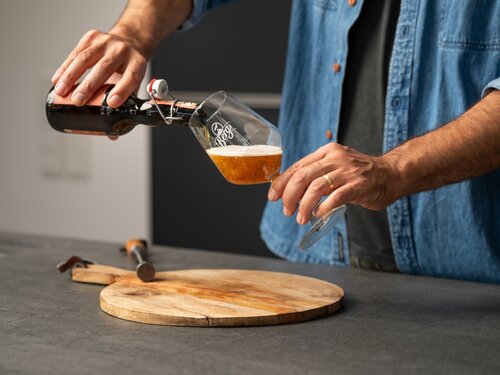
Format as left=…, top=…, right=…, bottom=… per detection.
left=146, top=78, right=184, bottom=125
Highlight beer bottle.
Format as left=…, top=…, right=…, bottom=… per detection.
left=45, top=79, right=199, bottom=137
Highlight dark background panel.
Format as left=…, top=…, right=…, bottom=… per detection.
left=152, top=0, right=291, bottom=93
left=152, top=110, right=280, bottom=257
left=152, top=0, right=291, bottom=257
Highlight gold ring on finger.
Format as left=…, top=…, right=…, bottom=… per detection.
left=322, top=174, right=335, bottom=192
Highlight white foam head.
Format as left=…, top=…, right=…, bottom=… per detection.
left=206, top=145, right=282, bottom=157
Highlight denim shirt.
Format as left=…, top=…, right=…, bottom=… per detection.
left=187, top=0, right=500, bottom=283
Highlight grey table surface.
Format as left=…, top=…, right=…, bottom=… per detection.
left=1, top=232, right=499, bottom=375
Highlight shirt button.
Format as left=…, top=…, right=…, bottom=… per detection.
left=400, top=25, right=409, bottom=38
left=348, top=0, right=357, bottom=6
left=326, top=130, right=333, bottom=140
left=333, top=63, right=341, bottom=73
left=391, top=96, right=401, bottom=108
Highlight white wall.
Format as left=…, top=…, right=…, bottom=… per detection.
left=0, top=0, right=150, bottom=243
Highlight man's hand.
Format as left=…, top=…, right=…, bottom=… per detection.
left=50, top=0, right=193, bottom=108
left=269, top=143, right=399, bottom=225
left=269, top=90, right=500, bottom=225
left=51, top=30, right=147, bottom=108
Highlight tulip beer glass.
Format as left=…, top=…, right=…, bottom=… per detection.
left=188, top=91, right=345, bottom=249
left=189, top=91, right=282, bottom=184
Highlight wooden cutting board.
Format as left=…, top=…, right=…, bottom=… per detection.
left=70, top=264, right=344, bottom=327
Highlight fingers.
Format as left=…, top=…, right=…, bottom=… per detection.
left=314, top=184, right=355, bottom=218
left=280, top=159, right=333, bottom=217
left=51, top=29, right=147, bottom=107
left=54, top=45, right=104, bottom=100
left=72, top=50, right=135, bottom=107
left=269, top=146, right=329, bottom=200
left=267, top=142, right=395, bottom=226
left=106, top=58, right=146, bottom=108
left=51, top=50, right=78, bottom=84
left=296, top=173, right=343, bottom=224
left=68, top=49, right=116, bottom=106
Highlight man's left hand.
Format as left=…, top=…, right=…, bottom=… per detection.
left=268, top=142, right=400, bottom=225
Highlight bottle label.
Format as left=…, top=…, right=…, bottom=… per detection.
left=53, top=85, right=111, bottom=106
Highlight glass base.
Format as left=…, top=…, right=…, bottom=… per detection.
left=299, top=205, right=346, bottom=250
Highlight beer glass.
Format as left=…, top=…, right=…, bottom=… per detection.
left=189, top=91, right=282, bottom=185
left=189, top=91, right=346, bottom=250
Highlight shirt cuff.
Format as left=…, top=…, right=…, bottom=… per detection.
left=178, top=0, right=209, bottom=31
left=482, top=77, right=500, bottom=98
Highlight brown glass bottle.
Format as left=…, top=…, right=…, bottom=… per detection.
left=45, top=84, right=199, bottom=137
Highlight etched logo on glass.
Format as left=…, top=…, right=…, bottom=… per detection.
left=211, top=122, right=234, bottom=147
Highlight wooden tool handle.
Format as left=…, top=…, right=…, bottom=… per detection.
left=124, top=238, right=147, bottom=257
left=71, top=264, right=134, bottom=285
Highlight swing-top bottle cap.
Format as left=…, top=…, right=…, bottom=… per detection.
left=147, top=78, right=168, bottom=100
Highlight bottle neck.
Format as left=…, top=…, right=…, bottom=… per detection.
left=140, top=99, right=198, bottom=127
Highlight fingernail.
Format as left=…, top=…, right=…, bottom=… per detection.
left=297, top=213, right=305, bottom=225
left=283, top=207, right=291, bottom=216
left=51, top=72, right=60, bottom=83
left=107, top=95, right=121, bottom=108
left=71, top=92, right=85, bottom=106
left=54, top=82, right=67, bottom=95
left=268, top=189, right=278, bottom=201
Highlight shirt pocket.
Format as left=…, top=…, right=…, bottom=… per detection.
left=439, top=0, right=500, bottom=51
left=314, top=0, right=337, bottom=11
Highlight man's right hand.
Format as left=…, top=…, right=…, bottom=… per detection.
left=50, top=0, right=193, bottom=108
left=51, top=29, right=147, bottom=108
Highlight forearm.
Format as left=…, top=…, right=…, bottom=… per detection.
left=385, top=90, right=500, bottom=198
left=110, top=0, right=193, bottom=58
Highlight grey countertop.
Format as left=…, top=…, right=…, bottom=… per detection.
left=1, top=232, right=499, bottom=375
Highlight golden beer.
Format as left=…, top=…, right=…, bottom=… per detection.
left=207, top=145, right=282, bottom=185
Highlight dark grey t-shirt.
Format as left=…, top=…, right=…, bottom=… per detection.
left=337, top=0, right=401, bottom=271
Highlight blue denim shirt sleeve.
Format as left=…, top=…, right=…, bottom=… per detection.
left=178, top=0, right=233, bottom=31
left=482, top=78, right=500, bottom=98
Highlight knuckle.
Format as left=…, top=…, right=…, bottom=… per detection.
left=127, top=69, right=142, bottom=85
left=99, top=58, right=113, bottom=72
left=68, top=51, right=78, bottom=61
left=79, top=79, right=94, bottom=93
left=84, top=29, right=100, bottom=41
left=60, top=70, right=75, bottom=83
left=309, top=178, right=325, bottom=193
left=100, top=34, right=113, bottom=44
left=324, top=152, right=338, bottom=162
left=134, top=54, right=147, bottom=66
left=314, top=159, right=326, bottom=170
left=78, top=50, right=93, bottom=64
left=291, top=161, right=303, bottom=172
left=113, top=43, right=129, bottom=56
left=325, top=142, right=337, bottom=152
left=291, top=169, right=308, bottom=185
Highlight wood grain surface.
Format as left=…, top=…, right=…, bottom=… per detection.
left=71, top=265, right=343, bottom=327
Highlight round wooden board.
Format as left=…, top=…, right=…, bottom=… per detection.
left=99, top=269, right=343, bottom=327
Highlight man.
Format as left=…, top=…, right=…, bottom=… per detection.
left=52, top=0, right=500, bottom=282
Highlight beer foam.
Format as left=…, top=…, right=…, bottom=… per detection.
left=206, top=145, right=282, bottom=157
